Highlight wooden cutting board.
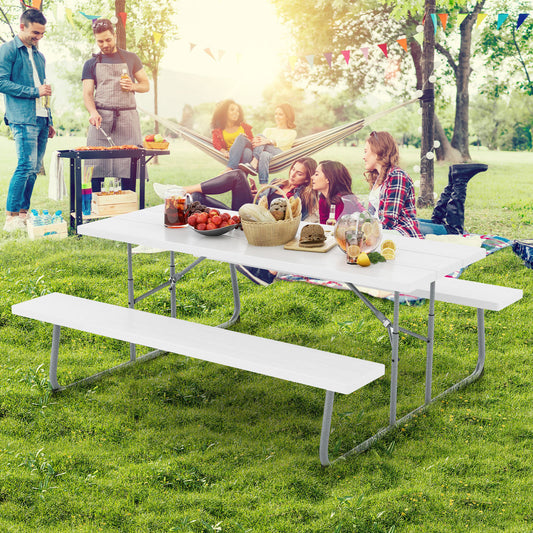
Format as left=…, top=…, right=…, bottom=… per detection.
left=284, top=231, right=337, bottom=253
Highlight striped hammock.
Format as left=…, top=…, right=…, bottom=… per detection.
left=139, top=97, right=418, bottom=174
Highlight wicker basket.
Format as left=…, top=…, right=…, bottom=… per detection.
left=241, top=184, right=301, bottom=246
left=143, top=140, right=169, bottom=150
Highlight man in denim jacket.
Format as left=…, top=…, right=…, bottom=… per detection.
left=0, top=9, right=55, bottom=232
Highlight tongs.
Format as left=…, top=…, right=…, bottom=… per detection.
left=98, top=126, right=115, bottom=147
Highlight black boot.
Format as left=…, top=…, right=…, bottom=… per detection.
left=431, top=166, right=454, bottom=224
left=444, top=163, right=488, bottom=234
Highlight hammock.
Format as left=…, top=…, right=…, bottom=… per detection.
left=139, top=97, right=419, bottom=174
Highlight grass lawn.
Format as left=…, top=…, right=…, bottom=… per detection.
left=0, top=136, right=531, bottom=532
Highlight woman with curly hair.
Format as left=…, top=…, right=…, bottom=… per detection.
left=363, top=131, right=422, bottom=238
left=211, top=99, right=254, bottom=175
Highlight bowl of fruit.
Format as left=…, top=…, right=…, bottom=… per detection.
left=187, top=203, right=241, bottom=236
left=143, top=133, right=169, bottom=150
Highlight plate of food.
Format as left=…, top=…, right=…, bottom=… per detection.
left=188, top=207, right=241, bottom=236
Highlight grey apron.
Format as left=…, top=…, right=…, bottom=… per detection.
left=86, top=56, right=143, bottom=184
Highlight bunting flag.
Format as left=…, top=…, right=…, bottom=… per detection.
left=78, top=11, right=100, bottom=20
left=457, top=13, right=468, bottom=27
left=476, top=13, right=487, bottom=27
left=430, top=14, right=438, bottom=34
left=341, top=50, right=350, bottom=64
left=32, top=0, right=41, bottom=8
left=118, top=11, right=127, bottom=28
left=517, top=13, right=529, bottom=29
left=189, top=43, right=197, bottom=52
left=218, top=49, right=226, bottom=61
left=496, top=13, right=508, bottom=29
left=438, top=13, right=448, bottom=30
left=397, top=37, right=408, bottom=52
left=414, top=32, right=424, bottom=46
left=65, top=8, right=76, bottom=28
left=288, top=56, right=297, bottom=69
left=203, top=48, right=216, bottom=61
left=153, top=32, right=162, bottom=44
left=305, top=55, right=314, bottom=68
left=324, top=52, right=333, bottom=67
left=361, top=47, right=369, bottom=60
left=378, top=43, right=388, bottom=57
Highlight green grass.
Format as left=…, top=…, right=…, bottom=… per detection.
left=0, top=137, right=531, bottom=532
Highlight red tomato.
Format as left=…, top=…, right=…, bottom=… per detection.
left=220, top=212, right=230, bottom=221
left=208, top=209, right=220, bottom=217
left=220, top=221, right=228, bottom=227
left=144, top=134, right=155, bottom=142
left=187, top=214, right=197, bottom=226
left=212, top=215, right=222, bottom=226
left=196, top=223, right=207, bottom=231
left=230, top=216, right=240, bottom=225
left=206, top=223, right=216, bottom=230
left=197, top=212, right=208, bottom=224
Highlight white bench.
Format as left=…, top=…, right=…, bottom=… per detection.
left=12, top=292, right=385, bottom=467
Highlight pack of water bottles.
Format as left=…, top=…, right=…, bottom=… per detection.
left=27, top=209, right=68, bottom=240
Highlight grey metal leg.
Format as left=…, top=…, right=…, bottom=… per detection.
left=170, top=251, right=176, bottom=318
left=425, top=281, right=436, bottom=404
left=319, top=390, right=335, bottom=467
left=217, top=264, right=241, bottom=329
left=389, top=291, right=400, bottom=425
left=127, top=244, right=136, bottom=361
left=49, top=324, right=61, bottom=390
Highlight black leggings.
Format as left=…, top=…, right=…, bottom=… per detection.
left=192, top=169, right=253, bottom=211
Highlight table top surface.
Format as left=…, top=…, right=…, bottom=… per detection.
left=77, top=205, right=486, bottom=294
left=58, top=148, right=170, bottom=159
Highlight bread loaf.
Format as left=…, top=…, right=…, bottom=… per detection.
left=239, top=203, right=276, bottom=222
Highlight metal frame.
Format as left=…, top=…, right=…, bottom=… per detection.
left=46, top=249, right=487, bottom=467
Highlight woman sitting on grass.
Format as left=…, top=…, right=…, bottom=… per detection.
left=239, top=103, right=298, bottom=185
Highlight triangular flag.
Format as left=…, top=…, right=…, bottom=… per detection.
left=323, top=52, right=333, bottom=67
left=218, top=49, right=226, bottom=61
left=78, top=11, right=99, bottom=20
left=497, top=13, right=508, bottom=29
left=288, top=56, right=297, bottom=70
left=118, top=12, right=127, bottom=28
left=438, top=14, right=448, bottom=30
left=203, top=48, right=216, bottom=61
left=456, top=14, right=468, bottom=27
left=476, top=13, right=487, bottom=28
left=517, top=13, right=529, bottom=29
left=414, top=32, right=424, bottom=46
left=32, top=0, right=41, bottom=9
left=378, top=43, right=388, bottom=58
left=397, top=37, right=408, bottom=52
left=430, top=14, right=438, bottom=34
left=65, top=8, right=76, bottom=28
left=189, top=43, right=197, bottom=52
left=305, top=55, right=314, bottom=68
left=341, top=50, right=350, bottom=64
left=361, top=47, right=369, bottom=60
left=153, top=32, right=162, bottom=44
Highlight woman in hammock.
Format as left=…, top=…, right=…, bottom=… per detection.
left=239, top=103, right=298, bottom=185
left=183, top=157, right=319, bottom=221
left=211, top=99, right=254, bottom=174
left=363, top=130, right=423, bottom=238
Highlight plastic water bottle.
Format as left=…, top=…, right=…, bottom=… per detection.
left=52, top=210, right=63, bottom=223
left=30, top=209, right=43, bottom=226
left=41, top=209, right=52, bottom=225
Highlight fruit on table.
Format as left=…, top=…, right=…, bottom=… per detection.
left=144, top=133, right=167, bottom=143
left=188, top=206, right=240, bottom=231
left=144, top=134, right=155, bottom=142
left=154, top=134, right=164, bottom=142
left=356, top=252, right=371, bottom=267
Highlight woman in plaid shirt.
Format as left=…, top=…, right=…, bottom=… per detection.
left=363, top=131, right=423, bottom=238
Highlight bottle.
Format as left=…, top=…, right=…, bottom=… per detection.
left=81, top=183, right=92, bottom=216
left=41, top=209, right=52, bottom=225
left=30, top=209, right=43, bottom=226
left=52, top=210, right=64, bottom=224
left=326, top=204, right=336, bottom=226
left=120, top=68, right=129, bottom=92
left=41, top=78, right=50, bottom=108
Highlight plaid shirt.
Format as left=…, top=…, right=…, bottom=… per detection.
left=379, top=166, right=423, bottom=238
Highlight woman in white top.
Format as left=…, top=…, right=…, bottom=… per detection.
left=240, top=103, right=297, bottom=185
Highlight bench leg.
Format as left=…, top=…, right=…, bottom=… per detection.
left=49, top=324, right=61, bottom=390
left=424, top=281, right=436, bottom=404
left=217, top=264, right=241, bottom=329
left=127, top=244, right=136, bottom=362
left=389, top=291, right=400, bottom=425
left=319, top=390, right=335, bottom=466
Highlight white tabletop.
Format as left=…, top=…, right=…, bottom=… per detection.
left=78, top=205, right=486, bottom=294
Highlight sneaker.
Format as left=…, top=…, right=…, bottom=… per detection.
left=3, top=215, right=26, bottom=232
left=235, top=265, right=276, bottom=286
left=238, top=163, right=258, bottom=176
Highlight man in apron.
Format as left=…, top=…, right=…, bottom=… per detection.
left=82, top=18, right=149, bottom=192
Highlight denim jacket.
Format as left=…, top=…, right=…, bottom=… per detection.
left=0, top=36, right=52, bottom=125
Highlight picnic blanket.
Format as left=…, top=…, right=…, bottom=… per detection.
left=278, top=234, right=513, bottom=305
left=512, top=239, right=533, bottom=269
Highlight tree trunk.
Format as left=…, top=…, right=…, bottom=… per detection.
left=450, top=1, right=485, bottom=160
left=434, top=115, right=463, bottom=163
left=115, top=0, right=126, bottom=50
left=418, top=0, right=436, bottom=209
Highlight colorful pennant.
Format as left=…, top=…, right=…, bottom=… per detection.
left=153, top=32, right=162, bottom=44
left=118, top=12, right=127, bottom=28
left=378, top=43, right=388, bottom=58
left=438, top=14, right=448, bottom=30
left=397, top=37, right=408, bottom=52
left=496, top=13, right=508, bottom=29
left=361, top=47, right=369, bottom=60
left=324, top=52, right=333, bottom=67
left=517, top=13, right=529, bottom=29
left=341, top=50, right=350, bottom=64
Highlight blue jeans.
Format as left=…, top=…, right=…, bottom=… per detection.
left=253, top=140, right=282, bottom=184
left=6, top=117, right=49, bottom=212
left=417, top=218, right=449, bottom=235
left=227, top=134, right=252, bottom=169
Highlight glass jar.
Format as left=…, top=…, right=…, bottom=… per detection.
left=164, top=187, right=191, bottom=227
